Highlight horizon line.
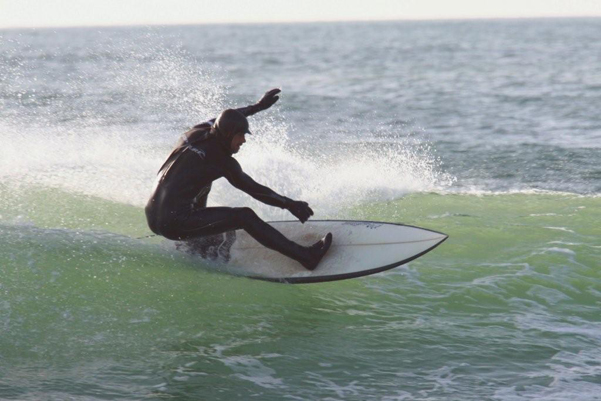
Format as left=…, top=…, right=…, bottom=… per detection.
left=1, top=14, right=600, bottom=31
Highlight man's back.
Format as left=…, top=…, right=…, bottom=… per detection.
left=145, top=134, right=231, bottom=234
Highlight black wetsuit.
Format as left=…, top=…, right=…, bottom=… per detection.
left=145, top=106, right=310, bottom=263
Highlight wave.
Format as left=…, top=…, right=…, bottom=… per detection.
left=1, top=189, right=600, bottom=400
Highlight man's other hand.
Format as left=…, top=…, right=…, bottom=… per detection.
left=255, top=88, right=281, bottom=111
left=287, top=200, right=314, bottom=223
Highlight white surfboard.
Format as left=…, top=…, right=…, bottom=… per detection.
left=178, top=220, right=447, bottom=284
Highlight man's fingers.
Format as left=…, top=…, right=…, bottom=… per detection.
left=289, top=200, right=312, bottom=223
left=301, top=202, right=313, bottom=217
left=257, top=89, right=281, bottom=110
left=301, top=202, right=313, bottom=218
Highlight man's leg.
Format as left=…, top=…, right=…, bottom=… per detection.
left=168, top=207, right=330, bottom=270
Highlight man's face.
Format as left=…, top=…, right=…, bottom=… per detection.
left=230, top=132, right=246, bottom=153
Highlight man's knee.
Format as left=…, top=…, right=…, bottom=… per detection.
left=237, top=207, right=258, bottom=222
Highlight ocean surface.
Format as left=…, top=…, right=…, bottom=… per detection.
left=1, top=18, right=600, bottom=400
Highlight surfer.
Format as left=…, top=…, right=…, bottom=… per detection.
left=145, top=89, right=332, bottom=270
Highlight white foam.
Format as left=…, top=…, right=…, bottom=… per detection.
left=543, top=227, right=576, bottom=234
left=1, top=112, right=452, bottom=219
left=1, top=34, right=228, bottom=207
left=542, top=247, right=576, bottom=256
left=215, top=128, right=454, bottom=219
left=1, top=35, right=453, bottom=216
left=494, top=349, right=601, bottom=401
left=224, top=355, right=285, bottom=389
left=440, top=187, right=600, bottom=197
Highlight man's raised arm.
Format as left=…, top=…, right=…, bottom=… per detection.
left=191, top=88, right=280, bottom=130
left=235, top=88, right=281, bottom=118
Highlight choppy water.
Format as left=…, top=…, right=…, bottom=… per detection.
left=1, top=19, right=600, bottom=400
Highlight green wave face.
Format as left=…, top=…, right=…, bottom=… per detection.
left=1, top=187, right=599, bottom=400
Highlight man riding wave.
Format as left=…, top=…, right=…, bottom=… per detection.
left=145, top=89, right=332, bottom=270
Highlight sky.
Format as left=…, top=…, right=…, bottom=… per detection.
left=1, top=0, right=600, bottom=29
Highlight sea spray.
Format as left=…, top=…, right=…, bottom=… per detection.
left=1, top=32, right=451, bottom=220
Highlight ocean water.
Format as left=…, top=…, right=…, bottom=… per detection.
left=1, top=18, right=600, bottom=400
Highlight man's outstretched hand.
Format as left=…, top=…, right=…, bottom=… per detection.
left=255, top=88, right=281, bottom=111
left=287, top=200, right=314, bottom=223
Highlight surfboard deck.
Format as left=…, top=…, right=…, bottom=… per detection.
left=176, top=220, right=447, bottom=284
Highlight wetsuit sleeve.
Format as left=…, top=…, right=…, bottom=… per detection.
left=223, top=158, right=291, bottom=209
left=234, top=104, right=261, bottom=118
